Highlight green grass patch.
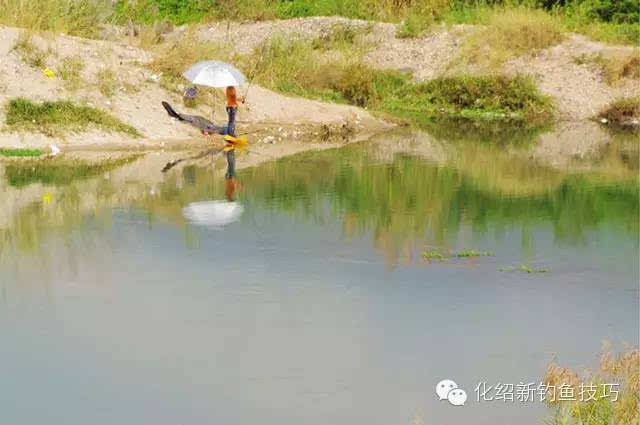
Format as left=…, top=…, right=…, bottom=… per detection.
left=4, top=155, right=143, bottom=187
left=5, top=98, right=141, bottom=137
left=383, top=74, right=555, bottom=125
left=0, top=148, right=43, bottom=157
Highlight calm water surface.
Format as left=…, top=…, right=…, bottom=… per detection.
left=1, top=129, right=638, bottom=425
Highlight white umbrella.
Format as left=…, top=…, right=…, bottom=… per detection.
left=183, top=60, right=246, bottom=88
left=183, top=200, right=244, bottom=229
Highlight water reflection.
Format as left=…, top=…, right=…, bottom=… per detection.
left=182, top=148, right=245, bottom=228
left=0, top=127, right=637, bottom=268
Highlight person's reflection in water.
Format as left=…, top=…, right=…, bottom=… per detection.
left=224, top=148, right=240, bottom=202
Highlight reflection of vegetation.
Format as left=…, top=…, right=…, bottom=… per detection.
left=413, top=116, right=546, bottom=146
left=0, top=128, right=637, bottom=266
left=544, top=347, right=639, bottom=425
left=238, top=140, right=638, bottom=264
left=4, top=155, right=143, bottom=187
left=0, top=148, right=43, bottom=157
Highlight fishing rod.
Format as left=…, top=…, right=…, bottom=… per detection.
left=241, top=43, right=266, bottom=105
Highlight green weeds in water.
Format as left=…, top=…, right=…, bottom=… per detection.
left=4, top=155, right=143, bottom=187
left=421, top=250, right=446, bottom=261
left=455, top=249, right=494, bottom=258
left=5, top=98, right=141, bottom=137
left=0, top=148, right=43, bottom=157
left=499, top=264, right=548, bottom=273
left=421, top=248, right=494, bottom=261
left=519, top=264, right=548, bottom=273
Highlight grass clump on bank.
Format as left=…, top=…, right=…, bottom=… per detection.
left=12, top=32, right=48, bottom=69
left=0, top=148, right=43, bottom=157
left=543, top=347, right=639, bottom=425
left=385, top=74, right=554, bottom=124
left=97, top=68, right=119, bottom=97
left=598, top=97, right=639, bottom=131
left=4, top=155, right=143, bottom=187
left=457, top=6, right=564, bottom=68
left=57, top=56, right=85, bottom=91
left=0, top=0, right=109, bottom=38
left=5, top=98, right=141, bottom=137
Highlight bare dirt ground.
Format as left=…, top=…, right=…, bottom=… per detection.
left=506, top=34, right=639, bottom=121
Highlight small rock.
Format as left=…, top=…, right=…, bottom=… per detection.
left=600, top=118, right=608, bottom=123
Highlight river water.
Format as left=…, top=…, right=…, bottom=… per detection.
left=1, top=127, right=638, bottom=425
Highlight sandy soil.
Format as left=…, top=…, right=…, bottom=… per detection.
left=506, top=34, right=640, bottom=121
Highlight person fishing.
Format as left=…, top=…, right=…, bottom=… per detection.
left=222, top=85, right=239, bottom=182
left=223, top=85, right=238, bottom=137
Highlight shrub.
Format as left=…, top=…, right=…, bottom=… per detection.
left=0, top=0, right=109, bottom=38
left=544, top=347, right=639, bottom=425
left=598, top=97, right=639, bottom=130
